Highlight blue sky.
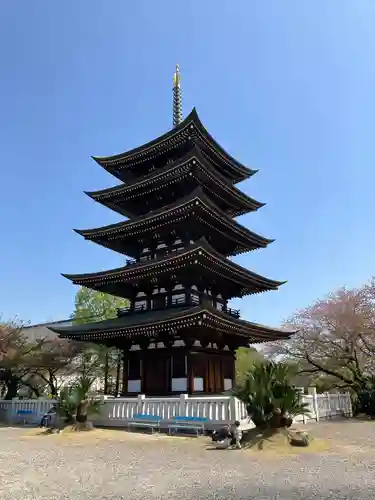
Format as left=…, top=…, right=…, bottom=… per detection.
left=1, top=1, right=374, bottom=326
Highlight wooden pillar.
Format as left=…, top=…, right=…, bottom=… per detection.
left=139, top=338, right=149, bottom=394
left=140, top=350, right=146, bottom=394
left=161, top=336, right=173, bottom=395
left=212, top=290, right=218, bottom=310
left=121, top=350, right=128, bottom=396
left=232, top=350, right=237, bottom=388
left=103, top=351, right=109, bottom=395
left=150, top=239, right=157, bottom=260
left=186, top=352, right=194, bottom=394
left=165, top=351, right=172, bottom=395
left=166, top=352, right=172, bottom=394
left=114, top=349, right=121, bottom=396
left=166, top=282, right=173, bottom=308
left=215, top=337, right=225, bottom=394
left=143, top=284, right=153, bottom=312
left=210, top=356, right=216, bottom=393
left=129, top=289, right=137, bottom=312
left=215, top=355, right=223, bottom=394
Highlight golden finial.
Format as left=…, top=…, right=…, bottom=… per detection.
left=173, top=64, right=182, bottom=127
left=173, top=64, right=181, bottom=88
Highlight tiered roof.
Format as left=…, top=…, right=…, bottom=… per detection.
left=91, top=108, right=256, bottom=184
left=53, top=107, right=292, bottom=344
left=62, top=238, right=285, bottom=300
left=49, top=304, right=291, bottom=345
left=86, top=147, right=263, bottom=218
left=75, top=188, right=273, bottom=258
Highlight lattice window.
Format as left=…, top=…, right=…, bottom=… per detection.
left=172, top=293, right=185, bottom=304
left=134, top=300, right=147, bottom=310
left=191, top=293, right=200, bottom=305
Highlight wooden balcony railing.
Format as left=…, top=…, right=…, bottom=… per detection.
left=117, top=297, right=240, bottom=319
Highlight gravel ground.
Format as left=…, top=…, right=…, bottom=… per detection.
left=0, top=420, right=374, bottom=500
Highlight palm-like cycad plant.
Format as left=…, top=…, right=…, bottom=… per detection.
left=56, top=376, right=102, bottom=427
left=233, top=362, right=310, bottom=429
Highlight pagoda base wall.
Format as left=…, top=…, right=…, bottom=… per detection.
left=121, top=346, right=236, bottom=397
left=1, top=394, right=254, bottom=431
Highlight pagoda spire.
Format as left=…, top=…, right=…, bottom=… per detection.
left=173, top=64, right=182, bottom=128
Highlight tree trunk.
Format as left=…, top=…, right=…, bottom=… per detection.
left=270, top=410, right=283, bottom=429
left=21, top=382, right=41, bottom=399
left=76, top=399, right=89, bottom=423
left=48, top=370, right=58, bottom=398
left=103, top=352, right=109, bottom=395
left=114, top=350, right=121, bottom=396
left=4, top=378, right=19, bottom=400
left=48, top=381, right=58, bottom=398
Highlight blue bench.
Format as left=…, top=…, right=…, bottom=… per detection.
left=168, top=416, right=208, bottom=437
left=16, top=409, right=34, bottom=425
left=127, top=414, right=161, bottom=433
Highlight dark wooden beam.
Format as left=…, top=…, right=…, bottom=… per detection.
left=115, top=349, right=121, bottom=396
left=121, top=350, right=129, bottom=396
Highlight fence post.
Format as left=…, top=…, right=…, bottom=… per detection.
left=327, top=392, right=331, bottom=419
left=179, top=393, right=188, bottom=416
left=11, top=398, right=17, bottom=425
left=37, top=399, right=44, bottom=419
left=295, top=387, right=306, bottom=423
left=308, top=386, right=319, bottom=422
left=230, top=396, right=240, bottom=423
left=346, top=392, right=353, bottom=417
left=137, top=394, right=145, bottom=414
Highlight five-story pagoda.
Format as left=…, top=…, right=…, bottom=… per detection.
left=50, top=66, right=292, bottom=396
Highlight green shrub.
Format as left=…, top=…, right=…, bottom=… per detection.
left=56, top=376, right=102, bottom=425
left=233, top=361, right=310, bottom=429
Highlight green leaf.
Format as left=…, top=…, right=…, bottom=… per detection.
left=233, top=361, right=311, bottom=428
left=72, top=287, right=129, bottom=324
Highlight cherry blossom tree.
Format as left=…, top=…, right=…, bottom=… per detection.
left=265, top=278, right=375, bottom=393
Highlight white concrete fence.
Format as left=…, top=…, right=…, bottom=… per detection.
left=0, top=388, right=352, bottom=430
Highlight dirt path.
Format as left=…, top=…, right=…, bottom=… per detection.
left=0, top=421, right=374, bottom=499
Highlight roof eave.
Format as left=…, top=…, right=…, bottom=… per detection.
left=49, top=307, right=296, bottom=342
left=60, top=241, right=287, bottom=292
left=90, top=108, right=256, bottom=182
left=73, top=188, right=272, bottom=242
left=84, top=150, right=264, bottom=211
left=191, top=109, right=256, bottom=179
left=91, top=109, right=196, bottom=165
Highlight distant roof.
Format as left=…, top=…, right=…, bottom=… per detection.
left=22, top=319, right=73, bottom=343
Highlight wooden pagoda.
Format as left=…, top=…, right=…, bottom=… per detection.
left=50, top=66, right=293, bottom=396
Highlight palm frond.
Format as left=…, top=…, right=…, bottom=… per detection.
left=56, top=376, right=103, bottom=424
left=233, top=361, right=311, bottom=428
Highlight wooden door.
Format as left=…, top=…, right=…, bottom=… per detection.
left=143, top=356, right=168, bottom=395
left=214, top=357, right=223, bottom=393
left=207, top=356, right=223, bottom=393
left=208, top=358, right=216, bottom=393
left=189, top=352, right=207, bottom=393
